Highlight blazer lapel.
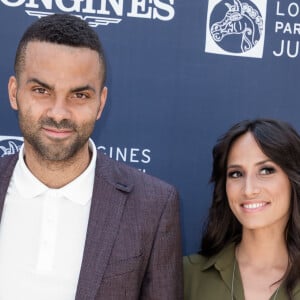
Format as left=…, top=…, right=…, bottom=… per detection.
left=0, top=155, right=18, bottom=220
left=75, top=153, right=132, bottom=300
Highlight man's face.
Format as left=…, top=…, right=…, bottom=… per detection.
left=8, top=41, right=107, bottom=162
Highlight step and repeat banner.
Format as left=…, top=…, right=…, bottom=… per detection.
left=0, top=0, right=299, bottom=255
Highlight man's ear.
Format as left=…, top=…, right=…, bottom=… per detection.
left=96, top=86, right=108, bottom=120
left=8, top=76, right=18, bottom=110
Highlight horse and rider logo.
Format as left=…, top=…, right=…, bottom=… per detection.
left=205, top=0, right=267, bottom=58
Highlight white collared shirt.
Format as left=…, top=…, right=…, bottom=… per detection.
left=0, top=139, right=97, bottom=299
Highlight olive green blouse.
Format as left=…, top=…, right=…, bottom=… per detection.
left=184, top=243, right=300, bottom=300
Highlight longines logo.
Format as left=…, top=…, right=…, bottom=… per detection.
left=1, top=0, right=175, bottom=27
left=205, top=0, right=267, bottom=58
left=0, top=135, right=151, bottom=172
left=0, top=136, right=23, bottom=157
left=98, top=145, right=151, bottom=172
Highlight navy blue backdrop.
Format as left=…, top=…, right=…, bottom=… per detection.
left=0, top=0, right=299, bottom=255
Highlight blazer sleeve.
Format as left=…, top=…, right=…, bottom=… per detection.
left=139, top=187, right=183, bottom=300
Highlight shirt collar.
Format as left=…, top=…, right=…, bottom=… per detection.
left=201, top=243, right=244, bottom=299
left=12, top=139, right=97, bottom=205
left=201, top=243, right=236, bottom=271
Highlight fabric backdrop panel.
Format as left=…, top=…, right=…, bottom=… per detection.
left=0, top=0, right=299, bottom=255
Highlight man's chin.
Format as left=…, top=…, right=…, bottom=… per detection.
left=32, top=142, right=82, bottom=161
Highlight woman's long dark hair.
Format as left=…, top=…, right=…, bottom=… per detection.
left=201, top=119, right=300, bottom=298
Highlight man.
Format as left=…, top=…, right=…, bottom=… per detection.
left=0, top=14, right=183, bottom=299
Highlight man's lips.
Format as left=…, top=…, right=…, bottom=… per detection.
left=42, top=127, right=73, bottom=139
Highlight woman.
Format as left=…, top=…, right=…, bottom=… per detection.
left=184, top=119, right=300, bottom=300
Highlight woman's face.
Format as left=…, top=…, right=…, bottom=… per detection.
left=226, top=132, right=291, bottom=232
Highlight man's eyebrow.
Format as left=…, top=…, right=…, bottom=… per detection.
left=71, top=85, right=96, bottom=94
left=26, top=78, right=53, bottom=90
left=26, top=79, right=96, bottom=94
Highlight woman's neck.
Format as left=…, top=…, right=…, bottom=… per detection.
left=238, top=228, right=288, bottom=269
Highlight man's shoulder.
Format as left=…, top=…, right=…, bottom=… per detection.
left=0, top=154, right=18, bottom=177
left=96, top=151, right=177, bottom=199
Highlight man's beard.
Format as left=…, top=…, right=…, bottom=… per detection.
left=18, top=111, right=94, bottom=162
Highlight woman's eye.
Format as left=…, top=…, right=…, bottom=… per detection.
left=228, top=171, right=242, bottom=178
left=260, top=167, right=275, bottom=175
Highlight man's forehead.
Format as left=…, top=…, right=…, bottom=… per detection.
left=25, top=41, right=100, bottom=57
left=21, top=41, right=104, bottom=81
left=24, top=41, right=103, bottom=71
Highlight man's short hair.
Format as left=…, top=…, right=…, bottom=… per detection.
left=14, top=14, right=106, bottom=85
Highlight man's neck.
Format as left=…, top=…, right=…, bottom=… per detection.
left=23, top=144, right=92, bottom=189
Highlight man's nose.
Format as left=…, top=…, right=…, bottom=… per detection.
left=46, top=98, right=71, bottom=122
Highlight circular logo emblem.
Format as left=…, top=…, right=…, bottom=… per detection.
left=210, top=0, right=263, bottom=53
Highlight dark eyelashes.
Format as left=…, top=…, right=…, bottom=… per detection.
left=227, top=171, right=242, bottom=178
left=226, top=166, right=276, bottom=178
left=261, top=166, right=276, bottom=174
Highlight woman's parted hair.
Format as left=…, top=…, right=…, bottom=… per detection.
left=201, top=118, right=300, bottom=297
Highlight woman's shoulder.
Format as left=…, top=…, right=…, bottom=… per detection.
left=184, top=253, right=206, bottom=266
left=183, top=244, right=237, bottom=300
left=183, top=253, right=207, bottom=284
left=184, top=243, right=235, bottom=271
left=183, top=244, right=234, bottom=283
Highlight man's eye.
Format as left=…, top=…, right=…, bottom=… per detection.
left=260, top=167, right=275, bottom=175
left=228, top=171, right=242, bottom=178
left=33, top=87, right=47, bottom=94
left=74, top=93, right=88, bottom=99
